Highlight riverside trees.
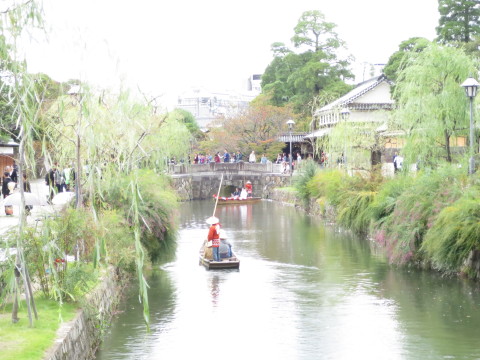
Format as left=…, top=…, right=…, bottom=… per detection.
left=261, top=10, right=353, bottom=127
left=436, top=0, right=480, bottom=43
left=0, top=1, right=191, bottom=328
left=393, top=44, right=478, bottom=167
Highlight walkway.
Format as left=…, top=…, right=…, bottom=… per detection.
left=0, top=178, right=71, bottom=241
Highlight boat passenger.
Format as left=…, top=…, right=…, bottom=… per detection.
left=219, top=229, right=232, bottom=258
left=239, top=188, right=248, bottom=200
left=207, top=216, right=221, bottom=262
left=232, top=188, right=241, bottom=198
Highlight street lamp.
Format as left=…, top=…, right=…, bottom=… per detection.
left=286, top=119, right=295, bottom=175
left=340, top=108, right=350, bottom=170
left=461, top=77, right=480, bottom=175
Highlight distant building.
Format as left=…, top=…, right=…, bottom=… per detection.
left=176, top=74, right=262, bottom=130
left=305, top=75, right=396, bottom=173
left=247, top=74, right=262, bottom=93
left=0, top=139, right=19, bottom=172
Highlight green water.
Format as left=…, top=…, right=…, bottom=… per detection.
left=95, top=200, right=480, bottom=360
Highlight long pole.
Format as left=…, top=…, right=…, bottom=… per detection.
left=212, top=173, right=224, bottom=216
left=289, top=129, right=292, bottom=176
left=469, top=96, right=475, bottom=175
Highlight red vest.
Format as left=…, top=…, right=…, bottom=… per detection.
left=207, top=225, right=220, bottom=247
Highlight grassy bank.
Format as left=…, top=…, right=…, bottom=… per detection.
left=0, top=169, right=180, bottom=358
left=293, top=161, right=480, bottom=279
left=0, top=297, right=77, bottom=360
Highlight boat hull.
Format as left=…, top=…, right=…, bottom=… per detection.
left=199, top=241, right=240, bottom=270
left=213, top=196, right=261, bottom=205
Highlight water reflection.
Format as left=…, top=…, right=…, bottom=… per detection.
left=96, top=200, right=480, bottom=360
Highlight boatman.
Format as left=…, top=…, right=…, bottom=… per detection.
left=206, top=216, right=221, bottom=262
left=245, top=181, right=253, bottom=198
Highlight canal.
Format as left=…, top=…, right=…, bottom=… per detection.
left=96, top=200, right=480, bottom=360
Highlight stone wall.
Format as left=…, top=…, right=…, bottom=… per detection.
left=268, top=188, right=336, bottom=221
left=43, top=268, right=123, bottom=360
left=171, top=173, right=290, bottom=200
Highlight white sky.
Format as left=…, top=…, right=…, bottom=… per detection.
left=24, top=0, right=439, bottom=105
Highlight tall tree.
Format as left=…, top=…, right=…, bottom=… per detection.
left=291, top=10, right=344, bottom=53
left=436, top=0, right=480, bottom=43
left=383, top=37, right=430, bottom=85
left=261, top=10, right=353, bottom=120
left=393, top=44, right=477, bottom=166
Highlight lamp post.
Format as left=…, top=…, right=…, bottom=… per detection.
left=461, top=77, right=480, bottom=175
left=340, top=108, right=350, bottom=170
left=286, top=119, right=295, bottom=176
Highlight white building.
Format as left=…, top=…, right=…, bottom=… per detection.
left=176, top=74, right=262, bottom=130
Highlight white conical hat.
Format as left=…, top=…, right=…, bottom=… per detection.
left=206, top=216, right=219, bottom=225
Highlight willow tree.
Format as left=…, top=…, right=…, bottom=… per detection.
left=43, top=88, right=191, bottom=325
left=393, top=44, right=478, bottom=167
left=0, top=0, right=44, bottom=325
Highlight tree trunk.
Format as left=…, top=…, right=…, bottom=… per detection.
left=445, top=129, right=452, bottom=162
left=11, top=265, right=20, bottom=323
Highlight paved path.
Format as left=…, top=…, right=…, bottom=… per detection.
left=0, top=178, right=71, bottom=237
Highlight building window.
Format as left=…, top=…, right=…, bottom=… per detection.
left=384, top=137, right=405, bottom=149
left=450, top=136, right=466, bottom=147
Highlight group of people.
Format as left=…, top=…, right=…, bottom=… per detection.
left=274, top=152, right=302, bottom=174
left=206, top=216, right=233, bottom=262
left=45, top=162, right=75, bottom=203
left=230, top=180, right=253, bottom=199
left=1, top=163, right=32, bottom=215
left=193, top=150, right=246, bottom=164
left=193, top=150, right=272, bottom=164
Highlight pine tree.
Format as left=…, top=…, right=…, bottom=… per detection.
left=436, top=0, right=480, bottom=43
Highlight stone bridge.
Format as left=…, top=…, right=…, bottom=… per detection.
left=168, top=161, right=284, bottom=175
left=169, top=162, right=290, bottom=200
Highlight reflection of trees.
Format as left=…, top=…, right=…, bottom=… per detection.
left=98, top=269, right=176, bottom=356
left=377, top=268, right=480, bottom=357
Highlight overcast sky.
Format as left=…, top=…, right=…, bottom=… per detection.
left=24, top=0, right=439, bottom=105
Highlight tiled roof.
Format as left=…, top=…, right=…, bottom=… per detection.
left=348, top=103, right=395, bottom=110
left=315, top=75, right=392, bottom=114
left=277, top=133, right=308, bottom=142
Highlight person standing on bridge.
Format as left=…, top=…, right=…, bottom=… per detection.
left=223, top=150, right=230, bottom=163
left=261, top=154, right=268, bottom=164
left=249, top=151, right=256, bottom=163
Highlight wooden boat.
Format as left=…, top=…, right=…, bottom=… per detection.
left=212, top=195, right=261, bottom=205
left=199, top=240, right=240, bottom=270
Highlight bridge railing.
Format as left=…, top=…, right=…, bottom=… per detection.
left=168, top=161, right=284, bottom=174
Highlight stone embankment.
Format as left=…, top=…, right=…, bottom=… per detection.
left=268, top=188, right=335, bottom=220
left=43, top=268, right=123, bottom=360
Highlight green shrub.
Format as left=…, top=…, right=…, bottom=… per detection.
left=373, top=165, right=465, bottom=264
left=337, top=191, right=376, bottom=234
left=369, top=173, right=414, bottom=226
left=63, top=263, right=98, bottom=300
left=421, top=188, right=480, bottom=275
left=100, top=210, right=136, bottom=272
left=307, top=169, right=347, bottom=207
left=294, top=159, right=320, bottom=206
left=100, top=169, right=178, bottom=262
left=24, top=210, right=101, bottom=301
